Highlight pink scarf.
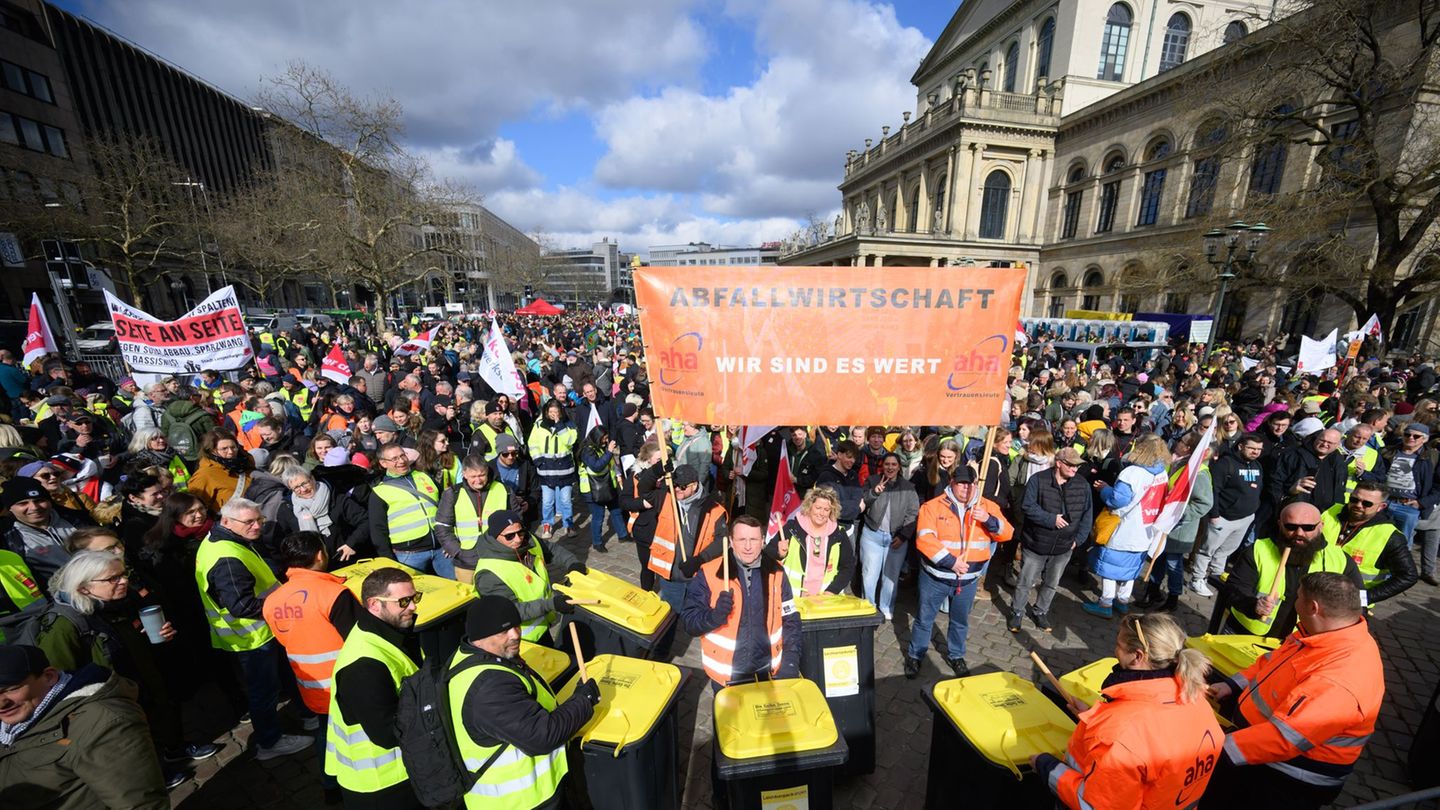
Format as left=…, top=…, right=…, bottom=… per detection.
left=795, top=512, right=838, bottom=596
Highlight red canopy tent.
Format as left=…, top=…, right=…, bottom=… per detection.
left=515, top=298, right=563, bottom=315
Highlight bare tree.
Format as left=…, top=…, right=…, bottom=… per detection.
left=254, top=62, right=475, bottom=327
left=490, top=228, right=559, bottom=299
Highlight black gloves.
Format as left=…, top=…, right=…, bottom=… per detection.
left=552, top=594, right=575, bottom=614
left=678, top=556, right=703, bottom=579
left=568, top=563, right=588, bottom=576
left=708, top=590, right=734, bottom=626
left=575, top=678, right=602, bottom=706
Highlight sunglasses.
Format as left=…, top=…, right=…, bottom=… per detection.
left=1407, top=433, right=1428, bottom=439
left=498, top=529, right=524, bottom=540
left=374, top=593, right=423, bottom=608
left=499, top=451, right=519, bottom=458
left=1349, top=498, right=1378, bottom=508
left=1281, top=522, right=1318, bottom=532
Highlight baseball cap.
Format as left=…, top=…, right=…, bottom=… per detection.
left=950, top=465, right=978, bottom=484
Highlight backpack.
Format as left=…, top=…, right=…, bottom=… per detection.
left=12, top=601, right=120, bottom=665
left=394, top=654, right=519, bottom=808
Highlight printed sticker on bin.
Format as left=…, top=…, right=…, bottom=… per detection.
left=761, top=785, right=809, bottom=810
left=753, top=700, right=797, bottom=719
left=822, top=645, right=860, bottom=698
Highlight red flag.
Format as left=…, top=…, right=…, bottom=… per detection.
left=1153, top=422, right=1216, bottom=538
left=321, top=344, right=352, bottom=384
left=766, top=442, right=801, bottom=542
left=21, top=293, right=57, bottom=367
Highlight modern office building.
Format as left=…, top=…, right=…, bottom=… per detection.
left=542, top=237, right=635, bottom=307
left=648, top=241, right=781, bottom=266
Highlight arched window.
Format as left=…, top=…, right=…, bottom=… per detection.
left=1097, top=4, right=1132, bottom=81
left=1096, top=155, right=1125, bottom=233
left=1082, top=270, right=1105, bottom=310
left=1186, top=121, right=1226, bottom=217
left=1159, top=13, right=1190, bottom=72
left=1048, top=271, right=1069, bottom=317
left=1136, top=139, right=1170, bottom=226
left=1003, top=41, right=1021, bottom=92
left=979, top=170, right=1011, bottom=239
left=1036, top=18, right=1056, bottom=79
left=1062, top=166, right=1087, bottom=240
left=1223, top=21, right=1247, bottom=44
left=1051, top=271, right=1069, bottom=289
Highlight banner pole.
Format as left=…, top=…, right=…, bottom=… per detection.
left=638, top=318, right=689, bottom=563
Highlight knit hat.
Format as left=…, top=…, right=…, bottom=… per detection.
left=466, top=595, right=522, bottom=640
left=487, top=510, right=522, bottom=538
left=493, top=434, right=520, bottom=455
left=16, top=461, right=54, bottom=479
left=485, top=399, right=504, bottom=415
left=1, top=476, right=49, bottom=509
left=323, top=446, right=351, bottom=467
left=0, top=645, right=49, bottom=688
left=373, top=415, right=402, bottom=433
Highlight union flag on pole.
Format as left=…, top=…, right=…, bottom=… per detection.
left=1153, top=422, right=1216, bottom=537
left=321, top=344, right=352, bottom=384
left=21, top=293, right=57, bottom=367
left=766, top=441, right=801, bottom=543
left=394, top=327, right=435, bottom=356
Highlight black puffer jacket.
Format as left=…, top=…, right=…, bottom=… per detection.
left=1018, top=469, right=1094, bottom=556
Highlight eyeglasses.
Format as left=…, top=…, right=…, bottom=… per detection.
left=1281, top=522, right=1318, bottom=532
left=232, top=516, right=265, bottom=526
left=1349, top=498, right=1378, bottom=508
left=374, top=593, right=423, bottom=608
left=380, top=455, right=407, bottom=464
left=90, top=568, right=132, bottom=584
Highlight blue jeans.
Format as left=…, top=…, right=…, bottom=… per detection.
left=908, top=570, right=981, bottom=661
left=587, top=501, right=629, bottom=548
left=656, top=578, right=689, bottom=658
left=1147, top=552, right=1186, bottom=595
left=858, top=526, right=906, bottom=619
left=542, top=485, right=574, bottom=528
left=1387, top=500, right=1421, bottom=544
left=395, top=547, right=456, bottom=580
left=234, top=640, right=282, bottom=748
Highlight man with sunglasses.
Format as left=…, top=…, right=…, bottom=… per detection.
left=327, top=567, right=424, bottom=808
left=1379, top=422, right=1438, bottom=543
left=471, top=510, right=582, bottom=647
left=491, top=435, right=542, bottom=526
left=1320, top=482, right=1418, bottom=602
left=1221, top=502, right=1361, bottom=639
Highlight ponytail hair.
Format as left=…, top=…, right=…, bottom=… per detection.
left=1118, top=614, right=1211, bottom=703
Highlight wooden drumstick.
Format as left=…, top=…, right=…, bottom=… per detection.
left=569, top=623, right=588, bottom=682
left=1267, top=546, right=1291, bottom=600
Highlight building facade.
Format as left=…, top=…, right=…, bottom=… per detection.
left=648, top=241, right=780, bottom=266
left=543, top=238, right=635, bottom=307
left=782, top=0, right=1435, bottom=350
left=421, top=202, right=540, bottom=313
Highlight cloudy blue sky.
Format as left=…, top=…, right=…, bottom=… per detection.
left=61, top=0, right=950, bottom=255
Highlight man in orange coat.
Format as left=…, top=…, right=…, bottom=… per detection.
left=262, top=531, right=359, bottom=799
left=1201, top=571, right=1384, bottom=809
left=904, top=465, right=1013, bottom=679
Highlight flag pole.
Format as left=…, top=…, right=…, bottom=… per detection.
left=637, top=317, right=688, bottom=562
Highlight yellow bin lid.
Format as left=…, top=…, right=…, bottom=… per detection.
left=333, top=558, right=473, bottom=629
left=556, top=654, right=683, bottom=755
left=1185, top=634, right=1279, bottom=677
left=519, top=641, right=572, bottom=688
left=794, top=592, right=880, bottom=621
left=553, top=569, right=672, bottom=636
left=714, top=679, right=839, bottom=760
left=931, top=672, right=1076, bottom=778
left=1058, top=658, right=1118, bottom=709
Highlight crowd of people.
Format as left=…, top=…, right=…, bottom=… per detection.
left=0, top=308, right=1430, bottom=809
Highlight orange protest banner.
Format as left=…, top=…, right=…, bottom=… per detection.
left=634, top=265, right=1025, bottom=425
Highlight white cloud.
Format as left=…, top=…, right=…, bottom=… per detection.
left=592, top=0, right=931, bottom=219
left=77, top=0, right=708, bottom=147
left=416, top=139, right=541, bottom=194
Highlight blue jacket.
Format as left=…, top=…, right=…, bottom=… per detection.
left=681, top=554, right=801, bottom=683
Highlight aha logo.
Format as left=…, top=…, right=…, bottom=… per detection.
left=270, top=588, right=310, bottom=622
left=945, top=334, right=1008, bottom=391
left=657, top=332, right=703, bottom=385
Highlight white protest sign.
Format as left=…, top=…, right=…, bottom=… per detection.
left=104, top=286, right=252, bottom=373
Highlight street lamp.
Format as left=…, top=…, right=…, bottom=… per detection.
left=1200, top=221, right=1269, bottom=357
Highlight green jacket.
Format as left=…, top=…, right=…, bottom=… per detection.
left=0, top=666, right=168, bottom=810
left=471, top=530, right=579, bottom=627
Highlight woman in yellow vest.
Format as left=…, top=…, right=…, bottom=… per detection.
left=436, top=456, right=512, bottom=585
left=446, top=595, right=599, bottom=809
left=470, top=510, right=582, bottom=645
left=774, top=487, right=855, bottom=597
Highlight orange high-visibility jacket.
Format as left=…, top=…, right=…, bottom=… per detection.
left=1050, top=674, right=1223, bottom=810
left=915, top=492, right=1013, bottom=579
left=1223, top=618, right=1383, bottom=789
left=648, top=496, right=725, bottom=580
left=264, top=568, right=353, bottom=714
left=697, top=556, right=785, bottom=686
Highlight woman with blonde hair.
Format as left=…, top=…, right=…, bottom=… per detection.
left=1034, top=613, right=1221, bottom=808
left=910, top=437, right=962, bottom=502
left=1084, top=434, right=1171, bottom=618
left=774, top=485, right=855, bottom=596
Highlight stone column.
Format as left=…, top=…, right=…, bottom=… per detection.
left=895, top=171, right=908, bottom=232
left=916, top=165, right=931, bottom=232
left=963, top=143, right=987, bottom=239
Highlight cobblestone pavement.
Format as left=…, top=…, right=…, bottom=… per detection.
left=174, top=521, right=1440, bottom=809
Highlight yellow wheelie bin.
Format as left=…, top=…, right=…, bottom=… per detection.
left=554, top=568, right=675, bottom=660
left=794, top=592, right=883, bottom=774
left=923, top=672, right=1075, bottom=810
left=713, top=678, right=849, bottom=809
left=1041, top=657, right=1118, bottom=712
left=1185, top=633, right=1279, bottom=677
left=555, top=654, right=688, bottom=810
left=520, top=640, right=575, bottom=692
left=332, top=557, right=474, bottom=659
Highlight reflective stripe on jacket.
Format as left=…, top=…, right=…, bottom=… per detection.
left=447, top=651, right=567, bottom=809
left=1229, top=538, right=1350, bottom=636
left=264, top=568, right=350, bottom=713
left=472, top=536, right=555, bottom=641
left=698, top=556, right=784, bottom=686
left=324, top=626, right=418, bottom=792
left=195, top=537, right=278, bottom=652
